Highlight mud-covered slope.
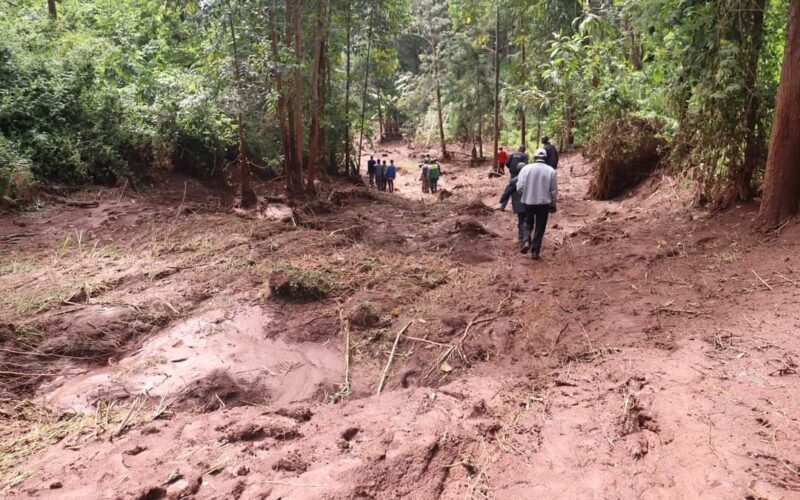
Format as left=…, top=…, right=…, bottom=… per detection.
left=2, top=148, right=800, bottom=499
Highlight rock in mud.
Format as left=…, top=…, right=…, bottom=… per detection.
left=272, top=451, right=308, bottom=473
left=452, top=217, right=497, bottom=238
left=274, top=405, right=313, bottom=422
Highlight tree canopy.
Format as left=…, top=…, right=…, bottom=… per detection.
left=0, top=0, right=795, bottom=214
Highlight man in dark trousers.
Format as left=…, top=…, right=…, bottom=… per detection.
left=367, top=156, right=377, bottom=187
left=516, top=148, right=558, bottom=260
left=505, top=145, right=529, bottom=176
left=541, top=136, right=559, bottom=169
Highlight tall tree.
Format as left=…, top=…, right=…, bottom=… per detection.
left=759, top=0, right=800, bottom=228
left=492, top=0, right=500, bottom=172
left=306, top=0, right=329, bottom=193
left=344, top=0, right=353, bottom=175
left=47, top=0, right=56, bottom=19
left=226, top=1, right=257, bottom=208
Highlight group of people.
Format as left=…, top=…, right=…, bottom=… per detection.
left=367, top=156, right=398, bottom=193
left=365, top=154, right=444, bottom=195
left=497, top=136, right=559, bottom=261
left=419, top=155, right=443, bottom=193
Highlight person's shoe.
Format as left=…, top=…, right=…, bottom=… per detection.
left=531, top=250, right=540, bottom=260
left=520, top=244, right=530, bottom=254
left=497, top=204, right=505, bottom=211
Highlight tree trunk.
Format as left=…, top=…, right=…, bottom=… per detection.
left=271, top=2, right=296, bottom=192
left=344, top=1, right=353, bottom=175
left=283, top=0, right=302, bottom=192
left=356, top=18, right=374, bottom=175
left=631, top=31, right=642, bottom=70
left=493, top=1, right=500, bottom=172
left=227, top=7, right=256, bottom=208
left=377, top=91, right=384, bottom=141
left=732, top=0, right=767, bottom=202
left=47, top=0, right=56, bottom=19
left=565, top=91, right=575, bottom=147
left=306, top=0, right=328, bottom=194
left=434, top=48, right=447, bottom=159
left=292, top=0, right=304, bottom=188
left=759, top=0, right=800, bottom=228
left=536, top=121, right=541, bottom=147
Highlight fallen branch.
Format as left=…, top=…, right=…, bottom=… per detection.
left=548, top=323, right=569, bottom=356
left=340, top=307, right=352, bottom=396
left=376, top=321, right=413, bottom=395
left=752, top=269, right=774, bottom=292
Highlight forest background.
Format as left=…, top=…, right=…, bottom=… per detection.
left=0, top=0, right=795, bottom=219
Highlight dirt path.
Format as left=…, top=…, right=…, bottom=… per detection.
left=2, top=145, right=800, bottom=499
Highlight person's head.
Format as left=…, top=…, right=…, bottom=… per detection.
left=541, top=136, right=550, bottom=145
left=499, top=147, right=504, bottom=152
left=370, top=155, right=374, bottom=159
left=390, top=159, right=394, bottom=164
left=383, top=160, right=387, bottom=164
left=534, top=148, right=548, bottom=161
left=518, top=145, right=526, bottom=153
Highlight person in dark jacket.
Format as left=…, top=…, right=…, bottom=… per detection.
left=367, top=156, right=376, bottom=186
left=541, top=136, right=559, bottom=169
left=500, top=176, right=526, bottom=245
left=506, top=145, right=529, bottom=176
left=384, top=160, right=397, bottom=193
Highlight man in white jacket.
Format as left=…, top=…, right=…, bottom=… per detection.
left=516, top=148, right=558, bottom=260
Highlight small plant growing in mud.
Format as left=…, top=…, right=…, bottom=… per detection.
left=268, top=265, right=331, bottom=301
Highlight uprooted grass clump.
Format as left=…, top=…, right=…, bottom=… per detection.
left=349, top=301, right=381, bottom=328
left=269, top=265, right=332, bottom=301
left=586, top=115, right=667, bottom=200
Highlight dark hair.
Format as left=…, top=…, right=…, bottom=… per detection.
left=541, top=136, right=549, bottom=144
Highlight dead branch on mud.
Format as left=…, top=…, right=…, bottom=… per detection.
left=751, top=269, right=774, bottom=292
left=340, top=306, right=352, bottom=398
left=423, top=315, right=497, bottom=379
left=548, top=323, right=569, bottom=356
left=376, top=321, right=413, bottom=395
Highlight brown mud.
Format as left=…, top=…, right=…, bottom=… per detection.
left=1, top=145, right=799, bottom=498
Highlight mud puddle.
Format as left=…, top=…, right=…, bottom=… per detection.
left=38, top=305, right=341, bottom=412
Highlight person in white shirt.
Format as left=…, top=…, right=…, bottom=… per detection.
left=516, top=148, right=558, bottom=260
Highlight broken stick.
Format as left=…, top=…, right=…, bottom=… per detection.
left=376, top=321, right=413, bottom=395
left=752, top=269, right=774, bottom=292
left=339, top=307, right=352, bottom=394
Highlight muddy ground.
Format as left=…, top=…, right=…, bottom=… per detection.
left=1, top=144, right=799, bottom=499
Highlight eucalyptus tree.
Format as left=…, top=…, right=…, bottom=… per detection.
left=759, top=0, right=800, bottom=227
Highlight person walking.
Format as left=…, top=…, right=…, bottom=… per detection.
left=506, top=145, right=529, bottom=176
left=385, top=160, right=397, bottom=193
left=380, top=160, right=389, bottom=191
left=541, top=136, right=559, bottom=170
left=367, top=156, right=376, bottom=187
left=497, top=175, right=526, bottom=244
left=420, top=161, right=430, bottom=193
left=516, top=148, right=557, bottom=260
left=496, top=147, right=508, bottom=173
left=428, top=159, right=442, bottom=193
left=375, top=159, right=386, bottom=192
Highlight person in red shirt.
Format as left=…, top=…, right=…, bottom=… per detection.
left=496, top=147, right=508, bottom=173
